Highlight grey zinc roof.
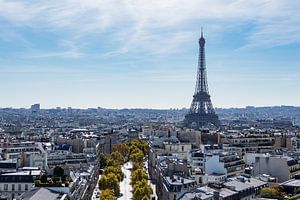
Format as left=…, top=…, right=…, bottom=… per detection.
left=2, top=170, right=41, bottom=176
left=20, top=188, right=63, bottom=200
left=198, top=186, right=238, bottom=198
left=219, top=188, right=238, bottom=197
left=224, top=177, right=267, bottom=192
left=224, top=180, right=252, bottom=191
left=281, top=179, right=300, bottom=187
left=165, top=175, right=196, bottom=185
left=178, top=192, right=213, bottom=200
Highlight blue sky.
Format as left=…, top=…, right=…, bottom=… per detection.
left=0, top=0, right=300, bottom=109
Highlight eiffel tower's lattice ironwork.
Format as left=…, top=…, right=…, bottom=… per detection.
left=184, top=30, right=220, bottom=128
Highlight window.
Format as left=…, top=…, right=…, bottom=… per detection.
left=182, top=146, right=184, bottom=151
left=4, top=184, right=8, bottom=191
left=18, top=184, right=21, bottom=191
left=25, top=184, right=28, bottom=191
left=12, top=184, right=15, bottom=191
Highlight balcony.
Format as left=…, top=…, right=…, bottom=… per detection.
left=224, top=160, right=245, bottom=169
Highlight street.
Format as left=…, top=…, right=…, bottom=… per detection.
left=118, top=162, right=133, bottom=200
left=90, top=160, right=156, bottom=200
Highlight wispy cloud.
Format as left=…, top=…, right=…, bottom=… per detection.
left=0, top=65, right=83, bottom=74
left=1, top=0, right=300, bottom=57
left=20, top=39, right=84, bottom=59
left=212, top=73, right=300, bottom=82
left=22, top=50, right=82, bottom=59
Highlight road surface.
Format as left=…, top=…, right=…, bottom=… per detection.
left=118, top=162, right=133, bottom=200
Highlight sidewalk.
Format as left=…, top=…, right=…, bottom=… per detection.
left=118, top=162, right=133, bottom=200
left=144, top=160, right=158, bottom=200
left=91, top=174, right=101, bottom=200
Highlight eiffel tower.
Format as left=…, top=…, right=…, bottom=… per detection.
left=184, top=30, right=220, bottom=128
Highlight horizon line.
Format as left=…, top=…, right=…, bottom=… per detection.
left=1, top=104, right=299, bottom=110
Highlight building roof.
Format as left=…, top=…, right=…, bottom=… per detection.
left=165, top=175, right=196, bottom=186
left=178, top=192, right=213, bottom=200
left=287, top=158, right=298, bottom=166
left=190, top=150, right=204, bottom=157
left=0, top=170, right=41, bottom=183
left=2, top=170, right=41, bottom=176
left=55, top=144, right=71, bottom=151
left=281, top=179, right=300, bottom=187
left=20, top=187, right=65, bottom=200
left=21, top=167, right=40, bottom=171
left=224, top=180, right=251, bottom=191
left=198, top=186, right=237, bottom=198
left=219, top=188, right=238, bottom=198
left=224, top=177, right=267, bottom=192
left=0, top=159, right=17, bottom=169
left=246, top=177, right=268, bottom=188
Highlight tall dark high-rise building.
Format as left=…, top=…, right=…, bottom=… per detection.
left=184, top=30, right=220, bottom=128
left=31, top=103, right=40, bottom=114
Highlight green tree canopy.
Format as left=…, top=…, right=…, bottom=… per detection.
left=130, top=149, right=144, bottom=165
left=130, top=139, right=148, bottom=155
left=99, top=173, right=120, bottom=196
left=100, top=189, right=117, bottom=200
left=53, top=166, right=64, bottom=178
left=109, top=151, right=125, bottom=165
left=103, top=166, right=124, bottom=182
left=131, top=168, right=148, bottom=186
left=106, top=158, right=119, bottom=167
left=132, top=179, right=153, bottom=200
left=40, top=173, right=48, bottom=183
left=99, top=153, right=108, bottom=169
left=260, top=186, right=282, bottom=198
left=112, top=143, right=129, bottom=158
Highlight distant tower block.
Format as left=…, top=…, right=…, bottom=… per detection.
left=31, top=103, right=40, bottom=114
left=184, top=30, right=220, bottom=128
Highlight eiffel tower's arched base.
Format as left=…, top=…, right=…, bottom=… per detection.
left=184, top=113, right=220, bottom=128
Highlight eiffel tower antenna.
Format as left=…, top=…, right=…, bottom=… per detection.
left=201, top=27, right=203, bottom=37
left=184, top=29, right=220, bottom=128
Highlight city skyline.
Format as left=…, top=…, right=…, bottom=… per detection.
left=1, top=0, right=300, bottom=109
